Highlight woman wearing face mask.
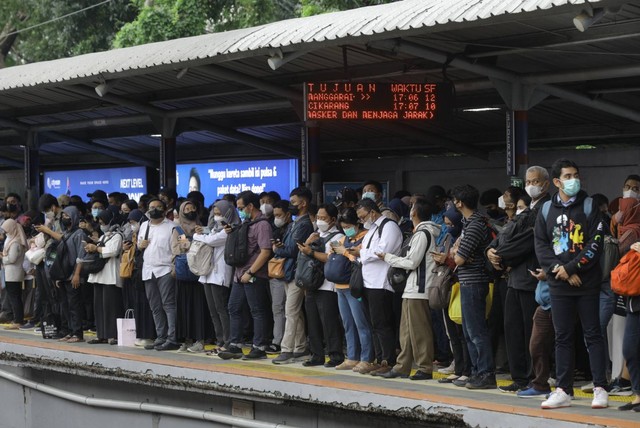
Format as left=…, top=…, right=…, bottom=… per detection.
left=328, top=208, right=374, bottom=372
left=172, top=200, right=213, bottom=353
left=431, top=208, right=472, bottom=385
left=2, top=219, right=28, bottom=329
left=193, top=200, right=240, bottom=354
left=297, top=204, right=345, bottom=367
left=84, top=210, right=124, bottom=344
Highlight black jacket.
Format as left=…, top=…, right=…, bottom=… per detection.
left=534, top=190, right=603, bottom=296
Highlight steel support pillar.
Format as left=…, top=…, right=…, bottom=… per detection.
left=24, top=132, right=40, bottom=211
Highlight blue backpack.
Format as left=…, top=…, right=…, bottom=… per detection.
left=174, top=226, right=199, bottom=282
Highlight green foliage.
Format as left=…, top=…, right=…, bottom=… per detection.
left=300, top=0, right=393, bottom=17
left=0, top=0, right=136, bottom=63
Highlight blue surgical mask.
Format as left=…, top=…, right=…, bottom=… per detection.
left=561, top=178, right=581, bottom=197
left=238, top=209, right=249, bottom=221
left=362, top=192, right=376, bottom=201
left=92, top=208, right=102, bottom=218
left=344, top=227, right=356, bottom=238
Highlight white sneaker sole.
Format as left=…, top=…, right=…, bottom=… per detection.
left=541, top=404, right=571, bottom=409
left=591, top=404, right=608, bottom=409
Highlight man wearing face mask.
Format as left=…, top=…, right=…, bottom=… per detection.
left=486, top=167, right=551, bottom=394
left=138, top=199, right=180, bottom=351
left=534, top=159, right=607, bottom=410
left=272, top=187, right=315, bottom=364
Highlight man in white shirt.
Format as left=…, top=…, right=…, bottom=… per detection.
left=138, top=199, right=179, bottom=351
left=349, top=198, right=402, bottom=376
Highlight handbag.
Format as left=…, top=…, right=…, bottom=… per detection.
left=120, top=236, right=136, bottom=279
left=447, top=282, right=494, bottom=325
left=268, top=257, right=285, bottom=279
left=25, top=247, right=46, bottom=265
left=349, top=260, right=365, bottom=299
left=611, top=250, right=640, bottom=297
left=117, top=309, right=136, bottom=346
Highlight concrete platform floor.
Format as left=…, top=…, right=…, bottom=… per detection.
left=0, top=326, right=638, bottom=428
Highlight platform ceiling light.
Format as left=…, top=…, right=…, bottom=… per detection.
left=576, top=144, right=597, bottom=150
left=462, top=107, right=501, bottom=112
left=573, top=7, right=606, bottom=32
left=150, top=134, right=161, bottom=138
left=94, top=81, right=110, bottom=97
left=176, top=68, right=189, bottom=79
left=267, top=48, right=307, bottom=71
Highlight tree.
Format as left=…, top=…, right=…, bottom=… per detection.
left=0, top=0, right=136, bottom=66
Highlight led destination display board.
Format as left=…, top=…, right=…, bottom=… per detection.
left=304, top=82, right=445, bottom=121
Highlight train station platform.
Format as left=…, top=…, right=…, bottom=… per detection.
left=0, top=326, right=637, bottom=428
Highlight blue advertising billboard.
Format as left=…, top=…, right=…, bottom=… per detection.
left=43, top=167, right=147, bottom=200
left=177, top=159, right=299, bottom=205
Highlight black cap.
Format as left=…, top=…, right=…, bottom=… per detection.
left=87, top=190, right=108, bottom=201
left=333, top=187, right=358, bottom=207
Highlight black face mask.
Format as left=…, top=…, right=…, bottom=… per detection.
left=288, top=205, right=300, bottom=216
left=184, top=211, right=197, bottom=221
left=148, top=208, right=165, bottom=220
left=7, top=204, right=18, bottom=212
left=61, top=218, right=72, bottom=228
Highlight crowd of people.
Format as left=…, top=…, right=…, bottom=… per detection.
left=1, top=157, right=640, bottom=412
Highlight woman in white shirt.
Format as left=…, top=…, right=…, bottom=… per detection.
left=297, top=204, right=345, bottom=367
left=193, top=200, right=239, bottom=353
left=84, top=210, right=123, bottom=345
left=2, top=219, right=27, bottom=329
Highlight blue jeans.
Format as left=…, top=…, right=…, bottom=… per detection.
left=337, top=288, right=374, bottom=362
left=623, top=310, right=640, bottom=394
left=550, top=292, right=607, bottom=390
left=228, top=278, right=270, bottom=349
left=599, top=285, right=615, bottom=370
left=460, top=281, right=494, bottom=376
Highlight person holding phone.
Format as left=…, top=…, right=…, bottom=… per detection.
left=193, top=200, right=239, bottom=354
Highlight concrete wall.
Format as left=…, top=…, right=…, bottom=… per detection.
left=322, top=147, right=640, bottom=202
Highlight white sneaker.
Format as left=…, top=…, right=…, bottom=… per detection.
left=592, top=387, right=609, bottom=409
left=541, top=388, right=571, bottom=409
left=187, top=341, right=205, bottom=353
left=134, top=338, right=154, bottom=347
left=437, top=361, right=455, bottom=375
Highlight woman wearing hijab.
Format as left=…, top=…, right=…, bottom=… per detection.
left=192, top=199, right=239, bottom=353
left=85, top=210, right=124, bottom=344
left=430, top=207, right=471, bottom=385
left=172, top=200, right=213, bottom=352
left=2, top=219, right=28, bottom=329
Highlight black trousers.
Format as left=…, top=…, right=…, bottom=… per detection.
left=504, top=288, right=538, bottom=385
left=5, top=281, right=24, bottom=324
left=364, top=288, right=396, bottom=365
left=443, top=307, right=471, bottom=377
left=305, top=289, right=344, bottom=363
left=93, top=283, right=124, bottom=340
left=58, top=280, right=84, bottom=338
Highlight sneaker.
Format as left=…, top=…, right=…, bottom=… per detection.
left=466, top=373, right=497, bottom=390
left=155, top=342, right=180, bottom=351
left=353, top=361, right=379, bottom=374
left=302, top=357, right=325, bottom=367
left=218, top=346, right=244, bottom=360
left=187, top=341, right=205, bottom=353
left=265, top=344, right=281, bottom=354
left=517, top=387, right=551, bottom=398
left=437, top=361, right=455, bottom=375
left=135, top=338, right=154, bottom=347
left=335, top=359, right=359, bottom=370
left=292, top=351, right=310, bottom=362
left=592, top=387, right=609, bottom=409
left=243, top=347, right=267, bottom=360
left=609, top=378, right=633, bottom=396
left=580, top=382, right=594, bottom=393
left=19, top=321, right=36, bottom=330
left=272, top=352, right=295, bottom=365
left=4, top=323, right=21, bottom=330
left=145, top=340, right=165, bottom=350
left=499, top=382, right=526, bottom=393
left=177, top=343, right=190, bottom=353
left=541, top=388, right=572, bottom=409
left=409, top=370, right=432, bottom=381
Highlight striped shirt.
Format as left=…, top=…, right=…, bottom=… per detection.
left=457, top=211, right=492, bottom=283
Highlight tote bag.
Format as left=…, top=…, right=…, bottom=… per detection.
left=117, top=309, right=136, bottom=347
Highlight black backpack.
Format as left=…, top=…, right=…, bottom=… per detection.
left=224, top=218, right=268, bottom=267
left=45, top=235, right=74, bottom=282
left=387, top=229, right=431, bottom=293
left=295, top=232, right=340, bottom=291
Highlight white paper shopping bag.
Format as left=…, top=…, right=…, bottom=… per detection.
left=117, top=309, right=136, bottom=347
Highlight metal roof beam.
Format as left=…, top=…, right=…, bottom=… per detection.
left=370, top=39, right=640, bottom=123
left=0, top=155, right=23, bottom=168
left=41, top=131, right=157, bottom=168
left=202, top=65, right=302, bottom=101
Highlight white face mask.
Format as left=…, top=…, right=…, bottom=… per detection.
left=131, top=223, right=139, bottom=233
left=525, top=185, right=543, bottom=200
left=274, top=217, right=286, bottom=228
left=498, top=195, right=506, bottom=210
left=362, top=191, right=377, bottom=201
left=516, top=208, right=525, bottom=216
left=100, top=225, right=110, bottom=234
left=363, top=213, right=374, bottom=230
left=260, top=203, right=273, bottom=216
left=214, top=215, right=225, bottom=223
left=623, top=189, right=639, bottom=199
left=316, top=220, right=330, bottom=233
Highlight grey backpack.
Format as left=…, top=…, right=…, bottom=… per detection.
left=187, top=240, right=214, bottom=277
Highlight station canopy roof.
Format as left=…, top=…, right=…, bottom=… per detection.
left=0, top=0, right=639, bottom=170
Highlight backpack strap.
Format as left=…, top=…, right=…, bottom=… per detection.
left=541, top=200, right=552, bottom=222
left=366, top=217, right=391, bottom=249
left=416, top=229, right=432, bottom=293
left=542, top=198, right=592, bottom=222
